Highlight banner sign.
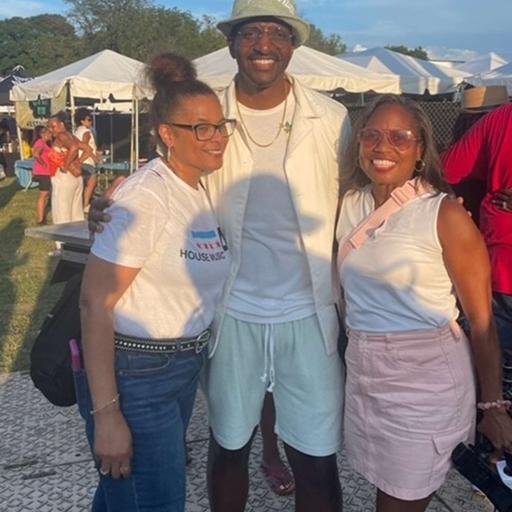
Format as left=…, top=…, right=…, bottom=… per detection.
left=16, top=88, right=67, bottom=129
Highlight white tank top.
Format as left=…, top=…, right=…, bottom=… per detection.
left=337, top=187, right=459, bottom=332
left=74, top=125, right=97, bottom=166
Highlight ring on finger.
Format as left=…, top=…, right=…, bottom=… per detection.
left=99, top=467, right=109, bottom=476
left=120, top=465, right=130, bottom=472
left=503, top=200, right=508, bottom=209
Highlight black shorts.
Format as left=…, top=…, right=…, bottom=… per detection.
left=34, top=175, right=51, bottom=191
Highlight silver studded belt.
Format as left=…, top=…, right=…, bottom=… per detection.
left=114, top=329, right=210, bottom=354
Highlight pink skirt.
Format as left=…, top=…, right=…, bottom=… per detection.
left=344, top=324, right=476, bottom=500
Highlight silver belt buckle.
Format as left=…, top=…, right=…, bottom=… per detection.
left=194, top=329, right=210, bottom=354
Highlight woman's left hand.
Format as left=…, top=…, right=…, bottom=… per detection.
left=478, top=409, right=512, bottom=453
left=492, top=189, right=512, bottom=212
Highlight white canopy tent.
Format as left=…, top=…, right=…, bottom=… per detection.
left=337, top=47, right=467, bottom=95
left=10, top=49, right=145, bottom=102
left=466, top=61, right=512, bottom=95
left=10, top=50, right=147, bottom=170
left=454, top=52, right=510, bottom=76
left=189, top=46, right=401, bottom=94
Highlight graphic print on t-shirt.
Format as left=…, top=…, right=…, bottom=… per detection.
left=180, top=227, right=228, bottom=262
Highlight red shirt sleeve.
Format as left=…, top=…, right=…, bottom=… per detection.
left=441, top=115, right=489, bottom=184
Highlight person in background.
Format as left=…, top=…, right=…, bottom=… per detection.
left=0, top=118, right=12, bottom=146
left=0, top=118, right=11, bottom=179
left=47, top=114, right=90, bottom=209
left=78, top=53, right=232, bottom=512
left=74, top=108, right=100, bottom=209
left=448, top=86, right=509, bottom=225
left=338, top=94, right=512, bottom=512
left=259, top=394, right=295, bottom=496
left=31, top=125, right=52, bottom=225
left=442, top=87, right=512, bottom=397
left=47, top=112, right=94, bottom=256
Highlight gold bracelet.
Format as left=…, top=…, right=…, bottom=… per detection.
left=90, top=393, right=120, bottom=415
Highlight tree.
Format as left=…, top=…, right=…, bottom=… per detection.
left=64, top=0, right=152, bottom=55
left=305, top=24, right=346, bottom=56
left=386, top=45, right=429, bottom=60
left=120, top=8, right=225, bottom=61
left=63, top=0, right=225, bottom=61
left=195, top=15, right=228, bottom=58
left=0, top=15, right=84, bottom=75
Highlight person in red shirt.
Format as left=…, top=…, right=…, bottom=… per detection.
left=442, top=90, right=512, bottom=358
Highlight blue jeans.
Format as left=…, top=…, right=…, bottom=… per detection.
left=74, top=347, right=206, bottom=512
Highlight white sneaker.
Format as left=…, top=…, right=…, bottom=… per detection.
left=47, top=250, right=62, bottom=258
left=0, top=166, right=6, bottom=180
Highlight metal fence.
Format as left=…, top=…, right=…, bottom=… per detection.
left=344, top=101, right=460, bottom=152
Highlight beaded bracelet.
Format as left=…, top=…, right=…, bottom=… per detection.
left=477, top=399, right=512, bottom=411
left=90, top=393, right=120, bottom=415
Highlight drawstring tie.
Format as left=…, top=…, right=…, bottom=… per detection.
left=260, top=324, right=276, bottom=392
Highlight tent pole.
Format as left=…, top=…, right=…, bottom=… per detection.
left=135, top=98, right=139, bottom=174
left=130, top=99, right=135, bottom=173
left=110, top=112, right=114, bottom=163
left=70, top=85, right=76, bottom=131
left=15, top=105, right=24, bottom=160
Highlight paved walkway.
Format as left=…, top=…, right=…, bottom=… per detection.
left=0, top=371, right=494, bottom=512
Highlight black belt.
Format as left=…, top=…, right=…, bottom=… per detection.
left=114, top=329, right=210, bottom=354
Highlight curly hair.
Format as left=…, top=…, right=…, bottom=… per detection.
left=31, top=125, right=49, bottom=144
left=74, top=108, right=93, bottom=126
left=146, top=53, right=217, bottom=155
left=342, top=95, right=450, bottom=196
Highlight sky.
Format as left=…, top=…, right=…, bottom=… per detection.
left=2, top=0, right=512, bottom=62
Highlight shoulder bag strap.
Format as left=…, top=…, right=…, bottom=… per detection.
left=338, top=179, right=431, bottom=265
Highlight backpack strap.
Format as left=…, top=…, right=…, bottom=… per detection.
left=338, top=179, right=431, bottom=265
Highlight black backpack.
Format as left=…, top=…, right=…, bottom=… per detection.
left=30, top=273, right=82, bottom=406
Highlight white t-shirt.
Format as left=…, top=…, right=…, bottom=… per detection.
left=337, top=187, right=458, bottom=332
left=226, top=92, right=316, bottom=323
left=74, top=125, right=97, bottom=166
left=92, top=158, right=230, bottom=338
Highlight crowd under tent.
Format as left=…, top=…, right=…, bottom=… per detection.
left=10, top=49, right=147, bottom=170
left=191, top=45, right=401, bottom=94
left=337, top=47, right=467, bottom=95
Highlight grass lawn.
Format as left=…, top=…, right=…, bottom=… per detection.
left=0, top=177, right=64, bottom=374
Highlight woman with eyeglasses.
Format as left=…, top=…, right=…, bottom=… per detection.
left=336, top=95, right=512, bottom=512
left=77, top=53, right=234, bottom=512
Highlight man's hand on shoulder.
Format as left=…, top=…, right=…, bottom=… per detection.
left=88, top=197, right=112, bottom=234
left=448, top=194, right=472, bottom=217
left=88, top=176, right=126, bottom=235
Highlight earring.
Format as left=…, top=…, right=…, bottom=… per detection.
left=167, top=146, right=172, bottom=161
left=415, top=159, right=426, bottom=173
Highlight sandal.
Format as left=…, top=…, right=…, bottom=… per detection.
left=261, top=462, right=295, bottom=496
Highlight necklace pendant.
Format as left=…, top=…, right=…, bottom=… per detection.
left=235, top=84, right=290, bottom=148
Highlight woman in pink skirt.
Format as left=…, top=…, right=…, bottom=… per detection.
left=337, top=94, right=512, bottom=512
